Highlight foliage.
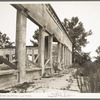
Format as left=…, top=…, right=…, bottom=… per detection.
left=62, top=17, right=92, bottom=64
left=30, top=29, right=39, bottom=46
left=96, top=46, right=100, bottom=56
left=95, top=46, right=100, bottom=63
left=76, top=61, right=100, bottom=93
left=30, top=39, right=38, bottom=47
left=75, top=52, right=91, bottom=66
left=0, top=31, right=14, bottom=48
left=32, top=29, right=39, bottom=41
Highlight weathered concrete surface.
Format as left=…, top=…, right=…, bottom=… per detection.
left=0, top=70, right=18, bottom=89
left=15, top=10, right=27, bottom=83
left=11, top=4, right=72, bottom=52
left=0, top=67, right=51, bottom=90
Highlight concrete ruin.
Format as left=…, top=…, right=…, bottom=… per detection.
left=0, top=4, right=72, bottom=89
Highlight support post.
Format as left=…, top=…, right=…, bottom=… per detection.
left=32, top=48, right=34, bottom=62
left=66, top=47, right=68, bottom=67
left=45, top=36, right=48, bottom=63
left=9, top=50, right=12, bottom=62
left=57, top=42, right=61, bottom=70
left=70, top=51, right=72, bottom=65
left=15, top=10, right=27, bottom=83
left=64, top=46, right=67, bottom=68
left=62, top=45, right=65, bottom=69
left=38, top=27, right=45, bottom=76
left=48, top=35, right=53, bottom=74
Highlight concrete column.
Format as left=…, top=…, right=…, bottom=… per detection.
left=9, top=50, right=12, bottom=62
left=69, top=50, right=70, bottom=65
left=57, top=42, right=61, bottom=69
left=61, top=44, right=63, bottom=61
left=66, top=47, right=68, bottom=67
left=68, top=49, right=70, bottom=66
left=38, top=27, right=45, bottom=76
left=60, top=44, right=63, bottom=69
left=69, top=50, right=72, bottom=66
left=15, top=10, right=27, bottom=83
left=62, top=45, right=65, bottom=69
left=48, top=35, right=53, bottom=74
left=32, top=48, right=34, bottom=62
left=70, top=51, right=72, bottom=65
left=45, top=36, right=48, bottom=63
left=66, top=47, right=67, bottom=67
left=64, top=46, right=66, bottom=67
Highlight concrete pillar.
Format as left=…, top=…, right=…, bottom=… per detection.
left=38, top=27, right=45, bottom=76
left=68, top=49, right=70, bottom=66
left=66, top=47, right=68, bottom=67
left=69, top=50, right=72, bottom=66
left=62, top=45, right=65, bottom=69
left=69, top=51, right=70, bottom=65
left=69, top=50, right=70, bottom=65
left=32, top=48, right=34, bottom=62
left=57, top=42, right=61, bottom=69
left=45, top=36, right=48, bottom=63
left=60, top=44, right=63, bottom=69
left=66, top=47, right=67, bottom=67
left=48, top=35, right=53, bottom=74
left=9, top=50, right=12, bottom=62
left=61, top=44, right=63, bottom=61
left=64, top=46, right=66, bottom=67
left=15, top=10, right=27, bottom=83
left=70, top=51, right=72, bottom=65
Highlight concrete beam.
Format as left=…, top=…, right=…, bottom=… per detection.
left=11, top=4, right=72, bottom=52
left=15, top=10, right=27, bottom=83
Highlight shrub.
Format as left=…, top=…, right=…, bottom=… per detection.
left=76, top=61, right=100, bottom=93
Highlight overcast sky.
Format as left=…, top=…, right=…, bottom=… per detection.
left=0, top=2, right=100, bottom=61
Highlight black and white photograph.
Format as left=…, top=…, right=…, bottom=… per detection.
left=0, top=1, right=100, bottom=98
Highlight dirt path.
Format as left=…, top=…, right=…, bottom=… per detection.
left=26, top=68, right=80, bottom=93
left=2, top=68, right=80, bottom=94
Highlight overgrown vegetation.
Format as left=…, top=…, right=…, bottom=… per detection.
left=75, top=61, right=100, bottom=93
left=74, top=45, right=100, bottom=93
left=62, top=17, right=100, bottom=93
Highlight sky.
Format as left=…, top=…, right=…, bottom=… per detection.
left=0, top=2, right=100, bottom=61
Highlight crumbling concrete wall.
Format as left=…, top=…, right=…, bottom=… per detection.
left=0, top=68, right=51, bottom=89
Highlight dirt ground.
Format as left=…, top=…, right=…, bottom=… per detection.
left=1, top=68, right=80, bottom=94
left=26, top=68, right=80, bottom=93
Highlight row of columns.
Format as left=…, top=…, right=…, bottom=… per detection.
left=57, top=43, right=72, bottom=70
left=15, top=9, right=72, bottom=83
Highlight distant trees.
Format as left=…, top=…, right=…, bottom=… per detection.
left=95, top=46, right=100, bottom=63
left=62, top=17, right=92, bottom=65
left=30, top=29, right=39, bottom=46
left=0, top=31, right=14, bottom=48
